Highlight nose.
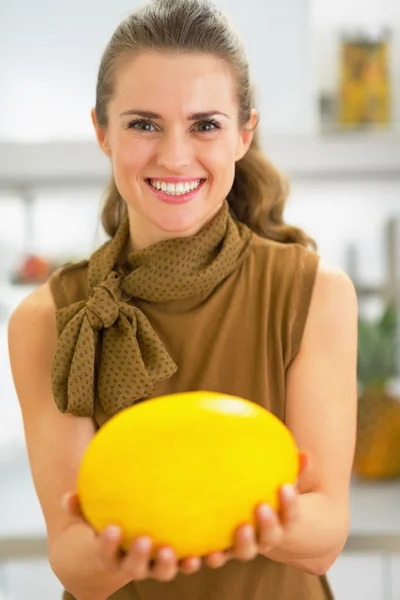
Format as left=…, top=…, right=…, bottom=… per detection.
left=156, top=128, right=193, bottom=172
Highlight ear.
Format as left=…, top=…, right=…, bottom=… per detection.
left=91, top=107, right=112, bottom=157
left=235, top=108, right=259, bottom=162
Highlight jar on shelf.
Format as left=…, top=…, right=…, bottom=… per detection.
left=339, top=27, right=391, bottom=128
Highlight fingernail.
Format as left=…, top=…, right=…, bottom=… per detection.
left=281, top=484, right=296, bottom=499
left=191, top=557, right=201, bottom=568
left=186, top=557, right=201, bottom=570
left=158, top=548, right=173, bottom=560
left=257, top=504, right=274, bottom=519
left=242, top=524, right=253, bottom=538
left=136, top=537, right=152, bottom=552
left=104, top=526, right=120, bottom=540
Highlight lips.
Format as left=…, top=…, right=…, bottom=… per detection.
left=144, top=177, right=206, bottom=205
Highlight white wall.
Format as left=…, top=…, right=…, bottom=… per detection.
left=1, top=0, right=399, bottom=142
left=0, top=0, right=316, bottom=141
left=0, top=0, right=136, bottom=141
left=215, top=0, right=316, bottom=135
left=288, top=178, right=400, bottom=285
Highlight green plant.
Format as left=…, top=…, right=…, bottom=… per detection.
left=357, top=303, right=398, bottom=391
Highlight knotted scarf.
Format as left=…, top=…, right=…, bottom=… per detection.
left=51, top=201, right=252, bottom=417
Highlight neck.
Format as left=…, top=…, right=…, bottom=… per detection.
left=125, top=202, right=225, bottom=252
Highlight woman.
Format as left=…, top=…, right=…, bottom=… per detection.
left=8, top=0, right=358, bottom=598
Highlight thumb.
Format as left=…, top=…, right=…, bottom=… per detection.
left=61, top=491, right=85, bottom=520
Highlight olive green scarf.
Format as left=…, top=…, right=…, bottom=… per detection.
left=51, top=201, right=252, bottom=417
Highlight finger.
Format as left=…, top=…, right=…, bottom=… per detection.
left=61, top=491, right=85, bottom=520
left=279, top=485, right=299, bottom=525
left=255, top=504, right=284, bottom=554
left=179, top=556, right=202, bottom=575
left=99, top=526, right=124, bottom=562
left=121, top=537, right=153, bottom=581
left=232, top=524, right=258, bottom=562
left=151, top=547, right=179, bottom=582
left=204, top=550, right=231, bottom=569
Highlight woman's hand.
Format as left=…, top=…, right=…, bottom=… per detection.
left=59, top=451, right=308, bottom=590
left=204, top=450, right=308, bottom=569
left=203, top=483, right=299, bottom=568
left=60, top=492, right=202, bottom=584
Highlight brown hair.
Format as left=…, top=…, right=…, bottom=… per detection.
left=95, top=0, right=316, bottom=250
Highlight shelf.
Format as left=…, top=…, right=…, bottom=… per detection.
left=263, top=130, right=400, bottom=180
left=0, top=131, right=400, bottom=190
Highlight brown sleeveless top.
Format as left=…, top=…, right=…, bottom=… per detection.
left=48, top=202, right=334, bottom=600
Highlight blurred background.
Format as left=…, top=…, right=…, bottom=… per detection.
left=1, top=0, right=400, bottom=598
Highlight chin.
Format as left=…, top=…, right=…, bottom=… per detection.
left=151, top=209, right=204, bottom=235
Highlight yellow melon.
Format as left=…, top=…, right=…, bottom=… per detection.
left=77, top=391, right=299, bottom=558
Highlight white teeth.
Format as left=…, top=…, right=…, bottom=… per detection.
left=149, top=179, right=202, bottom=195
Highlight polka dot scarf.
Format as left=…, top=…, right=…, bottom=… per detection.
left=51, top=200, right=252, bottom=417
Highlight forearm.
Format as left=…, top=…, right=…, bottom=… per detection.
left=264, top=492, right=349, bottom=575
left=49, top=523, right=115, bottom=600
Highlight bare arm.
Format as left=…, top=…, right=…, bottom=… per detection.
left=8, top=284, right=202, bottom=598
left=7, top=282, right=97, bottom=551
left=264, top=261, right=358, bottom=574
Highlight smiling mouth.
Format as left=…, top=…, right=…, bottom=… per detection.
left=145, top=178, right=205, bottom=187
left=145, top=179, right=206, bottom=194
left=144, top=178, right=206, bottom=204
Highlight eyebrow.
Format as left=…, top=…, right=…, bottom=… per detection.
left=120, top=109, right=231, bottom=120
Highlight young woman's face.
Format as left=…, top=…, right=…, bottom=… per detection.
left=93, top=52, right=258, bottom=248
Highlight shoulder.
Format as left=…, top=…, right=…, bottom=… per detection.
left=250, top=235, right=356, bottom=302
left=8, top=282, right=57, bottom=342
left=250, top=234, right=319, bottom=273
left=311, top=259, right=358, bottom=323
left=9, top=259, right=89, bottom=350
left=8, top=257, right=87, bottom=354
left=249, top=234, right=321, bottom=306
left=253, top=239, right=357, bottom=367
left=8, top=282, right=59, bottom=384
left=301, top=259, right=358, bottom=353
left=8, top=260, right=88, bottom=338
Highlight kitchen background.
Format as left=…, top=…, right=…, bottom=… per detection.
left=1, top=0, right=400, bottom=598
